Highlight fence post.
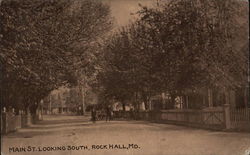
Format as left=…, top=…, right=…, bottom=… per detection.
left=224, top=104, right=231, bottom=129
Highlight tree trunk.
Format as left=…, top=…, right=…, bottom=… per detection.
left=122, top=102, right=126, bottom=111
left=79, top=84, right=86, bottom=115
left=142, top=95, right=150, bottom=111
left=224, top=87, right=229, bottom=105
left=170, top=94, right=176, bottom=109
left=144, top=100, right=148, bottom=110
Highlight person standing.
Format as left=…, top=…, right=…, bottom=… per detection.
left=91, top=107, right=96, bottom=123
left=106, top=105, right=112, bottom=122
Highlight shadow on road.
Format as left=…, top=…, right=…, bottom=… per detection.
left=3, top=114, right=226, bottom=139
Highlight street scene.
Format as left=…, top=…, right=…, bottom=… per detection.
left=1, top=0, right=249, bottom=155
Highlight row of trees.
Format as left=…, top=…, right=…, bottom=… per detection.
left=0, top=0, right=112, bottom=114
left=0, top=0, right=248, bottom=113
left=96, top=0, right=249, bottom=110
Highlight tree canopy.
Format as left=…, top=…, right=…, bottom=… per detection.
left=0, top=0, right=112, bottom=111
left=96, top=0, right=248, bottom=110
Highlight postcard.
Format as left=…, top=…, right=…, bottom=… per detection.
left=1, top=0, right=249, bottom=155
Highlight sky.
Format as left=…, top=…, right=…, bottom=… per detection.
left=101, top=0, right=155, bottom=28
left=0, top=0, right=155, bottom=28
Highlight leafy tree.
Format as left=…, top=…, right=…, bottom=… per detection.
left=0, top=0, right=112, bottom=113
left=145, top=0, right=248, bottom=89
left=138, top=0, right=248, bottom=107
left=97, top=0, right=248, bottom=110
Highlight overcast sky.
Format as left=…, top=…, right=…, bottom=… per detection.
left=101, top=0, right=155, bottom=28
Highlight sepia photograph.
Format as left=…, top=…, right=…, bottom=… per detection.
left=0, top=0, right=249, bottom=155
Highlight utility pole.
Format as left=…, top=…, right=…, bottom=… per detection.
left=79, top=70, right=86, bottom=116
left=40, top=99, right=44, bottom=120
left=82, top=73, right=87, bottom=115
left=49, top=68, right=52, bottom=114
left=82, top=86, right=85, bottom=115
left=49, top=94, right=52, bottom=114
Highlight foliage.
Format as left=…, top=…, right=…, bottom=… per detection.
left=0, top=0, right=112, bottom=111
left=96, top=0, right=248, bottom=110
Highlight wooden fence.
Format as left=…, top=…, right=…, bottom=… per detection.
left=1, top=112, right=35, bottom=134
left=1, top=112, right=21, bottom=134
left=230, top=108, right=250, bottom=130
left=135, top=109, right=225, bottom=130
left=160, top=109, right=225, bottom=129
left=114, top=105, right=250, bottom=131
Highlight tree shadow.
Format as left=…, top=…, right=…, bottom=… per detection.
left=3, top=115, right=218, bottom=139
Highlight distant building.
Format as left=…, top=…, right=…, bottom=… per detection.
left=42, top=87, right=79, bottom=115
left=42, top=86, right=99, bottom=115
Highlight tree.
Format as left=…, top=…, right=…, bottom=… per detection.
left=137, top=0, right=248, bottom=107
left=0, top=0, right=112, bottom=113
left=97, top=0, right=248, bottom=110
left=138, top=0, right=248, bottom=90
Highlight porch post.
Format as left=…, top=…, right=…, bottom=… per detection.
left=161, top=93, right=166, bottom=109
left=208, top=89, right=213, bottom=107
left=186, top=96, right=189, bottom=109
left=244, top=87, right=249, bottom=109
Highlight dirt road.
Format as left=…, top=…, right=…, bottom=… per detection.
left=2, top=115, right=250, bottom=155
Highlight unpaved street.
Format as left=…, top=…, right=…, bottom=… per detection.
left=2, top=115, right=250, bottom=155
